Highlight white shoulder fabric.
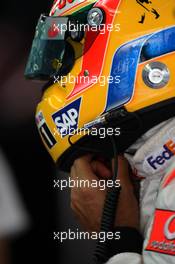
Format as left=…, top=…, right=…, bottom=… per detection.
left=106, top=253, right=142, bottom=264
left=106, top=118, right=175, bottom=264
left=0, top=149, right=29, bottom=237
left=125, top=117, right=175, bottom=234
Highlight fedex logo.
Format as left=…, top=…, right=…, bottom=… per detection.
left=147, top=140, right=175, bottom=170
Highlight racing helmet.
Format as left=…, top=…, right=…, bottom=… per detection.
left=25, top=0, right=175, bottom=171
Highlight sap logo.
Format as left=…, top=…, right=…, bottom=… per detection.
left=147, top=140, right=175, bottom=170
left=52, top=98, right=81, bottom=137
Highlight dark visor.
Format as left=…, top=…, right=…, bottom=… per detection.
left=25, top=12, right=99, bottom=80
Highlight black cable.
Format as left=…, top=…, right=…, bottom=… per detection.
left=68, top=130, right=121, bottom=263
left=93, top=136, right=121, bottom=264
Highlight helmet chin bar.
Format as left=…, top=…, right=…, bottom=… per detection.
left=57, top=98, right=175, bottom=172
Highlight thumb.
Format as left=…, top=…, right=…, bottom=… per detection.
left=91, top=160, right=112, bottom=179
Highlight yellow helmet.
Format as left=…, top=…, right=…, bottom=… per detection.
left=25, top=0, right=175, bottom=171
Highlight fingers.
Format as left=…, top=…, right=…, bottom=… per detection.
left=112, top=155, right=129, bottom=177
left=70, top=154, right=139, bottom=232
left=70, top=155, right=106, bottom=232
left=72, top=155, right=130, bottom=185
left=91, top=160, right=112, bottom=179
left=111, top=155, right=135, bottom=195
left=72, top=154, right=112, bottom=181
left=72, top=154, right=98, bottom=181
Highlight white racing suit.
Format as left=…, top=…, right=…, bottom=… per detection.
left=107, top=117, right=175, bottom=264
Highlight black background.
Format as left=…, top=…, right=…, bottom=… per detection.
left=0, top=1, right=58, bottom=263
left=0, top=1, right=95, bottom=263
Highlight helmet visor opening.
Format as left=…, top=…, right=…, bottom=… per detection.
left=25, top=12, right=101, bottom=80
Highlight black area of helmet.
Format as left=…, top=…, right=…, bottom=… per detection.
left=57, top=98, right=175, bottom=172
left=57, top=42, right=75, bottom=76
left=42, top=41, right=75, bottom=92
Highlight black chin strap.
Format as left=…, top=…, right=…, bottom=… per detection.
left=57, top=98, right=175, bottom=172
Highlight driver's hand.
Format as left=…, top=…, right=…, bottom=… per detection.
left=70, top=155, right=139, bottom=232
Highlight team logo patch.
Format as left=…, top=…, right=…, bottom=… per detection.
left=146, top=209, right=175, bottom=256
left=52, top=98, right=81, bottom=137
left=36, top=111, right=56, bottom=149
